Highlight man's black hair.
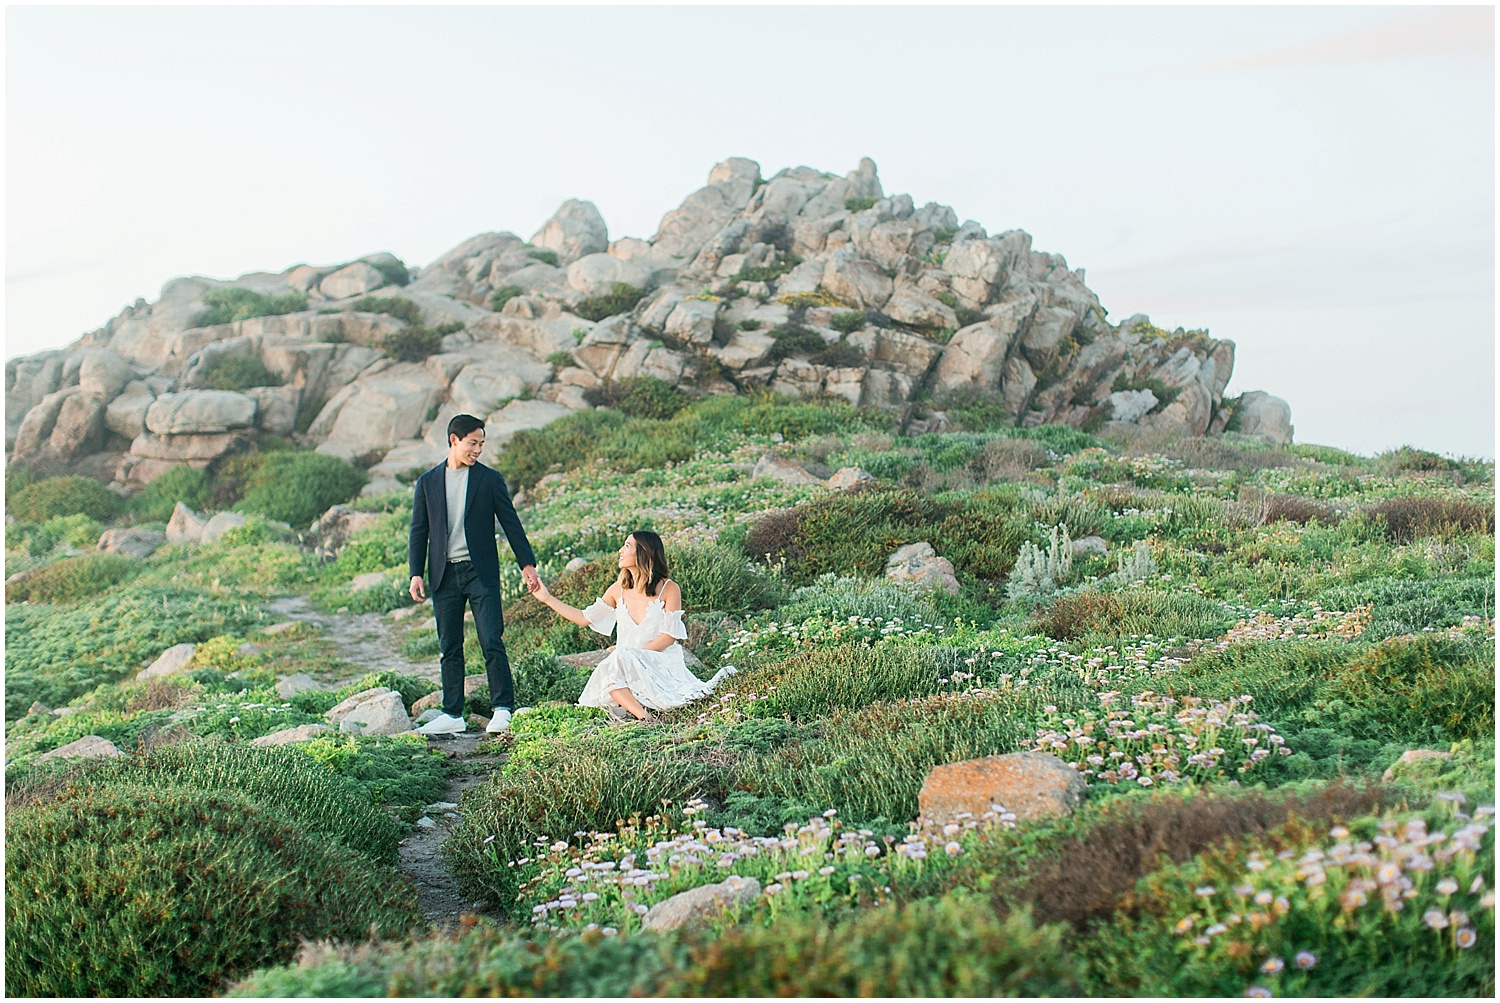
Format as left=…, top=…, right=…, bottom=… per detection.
left=447, top=413, right=485, bottom=444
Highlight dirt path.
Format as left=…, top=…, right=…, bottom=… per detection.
left=266, top=595, right=438, bottom=684
left=398, top=729, right=508, bottom=930
left=265, top=594, right=505, bottom=931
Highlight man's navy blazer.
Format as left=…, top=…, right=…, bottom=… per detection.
left=408, top=460, right=536, bottom=593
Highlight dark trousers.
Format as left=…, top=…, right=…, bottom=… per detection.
left=432, top=561, right=513, bottom=719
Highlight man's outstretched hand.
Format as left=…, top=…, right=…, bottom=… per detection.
left=410, top=575, right=426, bottom=603
left=522, top=565, right=542, bottom=593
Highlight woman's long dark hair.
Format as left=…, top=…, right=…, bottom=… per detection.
left=620, top=530, right=669, bottom=597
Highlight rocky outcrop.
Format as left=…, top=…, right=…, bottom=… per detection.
left=6, top=156, right=1293, bottom=490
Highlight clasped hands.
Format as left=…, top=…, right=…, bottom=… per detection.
left=409, top=565, right=544, bottom=603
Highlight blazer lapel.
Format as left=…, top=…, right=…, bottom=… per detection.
left=429, top=464, right=449, bottom=550
left=463, top=461, right=483, bottom=538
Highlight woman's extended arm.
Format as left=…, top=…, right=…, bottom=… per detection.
left=641, top=581, right=685, bottom=653
left=533, top=580, right=613, bottom=628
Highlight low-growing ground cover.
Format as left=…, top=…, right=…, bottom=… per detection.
left=5, top=396, right=1494, bottom=997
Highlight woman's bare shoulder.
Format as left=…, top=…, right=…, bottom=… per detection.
left=658, top=579, right=683, bottom=607
left=602, top=580, right=620, bottom=606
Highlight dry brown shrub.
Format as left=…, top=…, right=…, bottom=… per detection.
left=1000, top=782, right=1399, bottom=929
left=125, top=678, right=196, bottom=715
left=1367, top=495, right=1494, bottom=543
left=742, top=508, right=805, bottom=565
left=1033, top=590, right=1126, bottom=641
left=975, top=439, right=1055, bottom=482
left=1166, top=437, right=1305, bottom=473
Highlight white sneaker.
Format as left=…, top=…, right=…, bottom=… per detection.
left=486, top=709, right=512, bottom=734
left=418, top=713, right=466, bottom=736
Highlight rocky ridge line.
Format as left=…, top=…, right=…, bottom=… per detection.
left=5, top=157, right=1294, bottom=494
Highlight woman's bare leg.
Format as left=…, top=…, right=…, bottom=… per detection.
left=609, top=687, right=649, bottom=720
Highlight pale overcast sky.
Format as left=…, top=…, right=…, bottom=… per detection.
left=6, top=5, right=1494, bottom=458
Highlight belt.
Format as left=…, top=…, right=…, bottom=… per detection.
left=447, top=559, right=471, bottom=565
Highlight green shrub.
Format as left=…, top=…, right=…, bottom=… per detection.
left=197, top=353, right=284, bottom=391
left=1314, top=575, right=1493, bottom=638
left=511, top=651, right=593, bottom=706
left=735, top=253, right=802, bottom=284
left=739, top=644, right=950, bottom=721
left=527, top=248, right=560, bottom=266
left=938, top=387, right=1015, bottom=432
left=546, top=349, right=574, bottom=367
left=5, top=583, right=262, bottom=719
left=1171, top=632, right=1494, bottom=754
left=766, top=323, right=825, bottom=361
left=382, top=325, right=444, bottom=362
left=741, top=487, right=1031, bottom=585
left=1316, top=633, right=1494, bottom=744
left=127, top=464, right=211, bottom=521
left=490, top=283, right=523, bottom=312
left=198, top=288, right=309, bottom=326
left=230, top=896, right=1081, bottom=997
left=739, top=692, right=1036, bottom=826
left=810, top=339, right=867, bottom=368
left=5, top=553, right=141, bottom=604
left=1377, top=444, right=1460, bottom=473
left=9, top=475, right=122, bottom=523
left=829, top=310, right=865, bottom=334
left=845, top=196, right=879, bottom=212
left=585, top=376, right=689, bottom=419
left=669, top=541, right=787, bottom=614
left=445, top=729, right=724, bottom=910
left=351, top=295, right=422, bottom=324
left=573, top=282, right=645, bottom=322
left=367, top=256, right=410, bottom=288
left=294, top=733, right=449, bottom=820
left=5, top=783, right=421, bottom=997
left=666, top=897, right=1082, bottom=996
left=12, top=741, right=409, bottom=861
left=233, top=451, right=367, bottom=527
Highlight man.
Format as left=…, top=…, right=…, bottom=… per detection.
left=409, top=413, right=541, bottom=735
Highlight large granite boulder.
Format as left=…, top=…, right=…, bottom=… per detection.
left=98, top=528, right=166, bottom=559
left=326, top=687, right=412, bottom=737
left=145, top=390, right=257, bottom=434
left=918, top=752, right=1086, bottom=825
left=885, top=542, right=960, bottom=595
left=532, top=199, right=609, bottom=266
left=640, top=876, right=762, bottom=932
left=139, top=642, right=197, bottom=680
left=77, top=349, right=136, bottom=399
left=37, top=736, right=124, bottom=762
left=1233, top=391, right=1294, bottom=444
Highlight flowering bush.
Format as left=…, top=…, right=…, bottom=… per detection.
left=1063, top=449, right=1194, bottom=492
left=1085, top=807, right=1495, bottom=997
left=494, top=799, right=1013, bottom=935
left=1023, top=692, right=1290, bottom=786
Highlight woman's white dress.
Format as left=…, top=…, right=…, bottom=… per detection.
left=576, top=587, right=732, bottom=711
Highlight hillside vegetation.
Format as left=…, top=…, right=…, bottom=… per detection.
left=5, top=391, right=1494, bottom=997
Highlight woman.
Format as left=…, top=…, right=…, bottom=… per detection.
left=529, top=530, right=734, bottom=721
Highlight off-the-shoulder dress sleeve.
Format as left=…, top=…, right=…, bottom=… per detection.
left=582, top=597, right=617, bottom=637
left=659, top=607, right=688, bottom=640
